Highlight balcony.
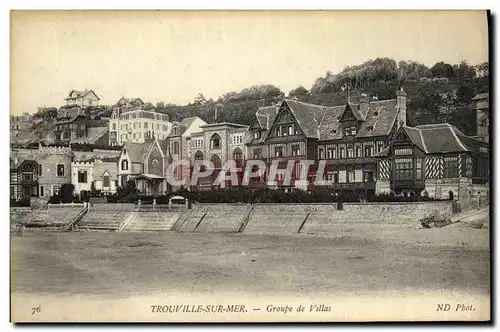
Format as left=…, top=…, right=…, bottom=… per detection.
left=472, top=177, right=489, bottom=185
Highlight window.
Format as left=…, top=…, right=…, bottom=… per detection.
left=416, top=158, right=423, bottom=180
left=112, top=123, right=116, bottom=130
left=347, top=148, right=354, bottom=158
left=210, top=134, right=221, bottom=149
left=351, top=126, right=357, bottom=135
left=394, top=148, right=412, bottom=156
left=319, top=148, right=324, bottom=159
left=275, top=146, right=283, bottom=158
left=333, top=173, right=339, bottom=183
left=121, top=160, right=129, bottom=170
left=133, top=122, right=137, bottom=129
left=38, top=165, right=42, bottom=176
left=103, top=176, right=110, bottom=187
left=233, top=148, right=243, bottom=161
left=10, top=187, right=14, bottom=199
left=339, top=147, right=345, bottom=159
left=173, top=141, right=179, bottom=154
left=395, top=158, right=413, bottom=180
left=327, top=149, right=333, bottom=159
left=133, top=133, right=136, bottom=139
left=291, top=144, right=300, bottom=156
left=444, top=156, right=458, bottom=178
left=23, top=174, right=33, bottom=181
left=53, top=185, right=61, bottom=195
left=365, top=146, right=373, bottom=157
left=347, top=171, right=355, bottom=183
left=57, top=164, right=65, bottom=177
left=40, top=186, right=44, bottom=197
left=253, top=148, right=262, bottom=159
left=356, top=146, right=361, bottom=157
left=144, top=122, right=148, bottom=129
left=195, top=151, right=204, bottom=161
left=78, top=171, right=88, bottom=183
left=173, top=127, right=179, bottom=135
left=364, top=171, right=374, bottom=182
left=253, top=131, right=261, bottom=140
left=288, top=125, right=294, bottom=136
left=326, top=173, right=333, bottom=181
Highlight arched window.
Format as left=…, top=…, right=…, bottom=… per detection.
left=194, top=150, right=204, bottom=161
left=152, top=159, right=159, bottom=165
left=210, top=133, right=221, bottom=149
left=211, top=154, right=222, bottom=169
left=233, top=147, right=243, bottom=161
left=121, top=159, right=128, bottom=170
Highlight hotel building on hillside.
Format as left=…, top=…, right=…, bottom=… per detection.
left=108, top=107, right=172, bottom=146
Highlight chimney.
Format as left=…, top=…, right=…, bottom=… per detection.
left=359, top=93, right=369, bottom=119
left=396, top=87, right=407, bottom=128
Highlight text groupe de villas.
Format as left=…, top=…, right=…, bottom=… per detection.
left=166, top=158, right=333, bottom=187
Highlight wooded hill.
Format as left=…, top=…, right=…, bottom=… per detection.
left=33, top=58, right=489, bottom=137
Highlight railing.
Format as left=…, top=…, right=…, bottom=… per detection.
left=321, top=182, right=376, bottom=191
left=60, top=204, right=88, bottom=232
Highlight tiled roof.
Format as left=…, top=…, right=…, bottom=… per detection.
left=123, top=142, right=148, bottom=163
left=180, top=116, right=198, bottom=129
left=92, top=160, right=118, bottom=179
left=283, top=98, right=399, bottom=140
left=65, top=89, right=100, bottom=100
left=472, top=92, right=489, bottom=101
left=400, top=124, right=487, bottom=154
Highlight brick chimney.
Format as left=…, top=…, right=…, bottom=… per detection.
left=359, top=93, right=369, bottom=119
left=396, top=87, right=407, bottom=128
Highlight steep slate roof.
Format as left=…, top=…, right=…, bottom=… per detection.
left=65, top=89, right=100, bottom=100
left=376, top=124, right=487, bottom=156
left=123, top=142, right=148, bottom=163
left=472, top=92, right=489, bottom=101
left=92, top=160, right=118, bottom=179
left=282, top=98, right=399, bottom=141
left=255, top=106, right=277, bottom=129
left=180, top=116, right=198, bottom=129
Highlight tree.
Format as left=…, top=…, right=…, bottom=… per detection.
left=143, top=102, right=155, bottom=111
left=156, top=101, right=165, bottom=110
left=288, top=86, right=309, bottom=101
left=193, top=93, right=207, bottom=106
left=430, top=61, right=455, bottom=79
left=59, top=183, right=75, bottom=203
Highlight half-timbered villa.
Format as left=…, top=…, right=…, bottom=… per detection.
left=375, top=123, right=489, bottom=201
left=246, top=89, right=407, bottom=193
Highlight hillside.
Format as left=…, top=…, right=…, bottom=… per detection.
left=14, top=58, right=489, bottom=145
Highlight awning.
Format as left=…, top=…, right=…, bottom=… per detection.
left=133, top=174, right=165, bottom=181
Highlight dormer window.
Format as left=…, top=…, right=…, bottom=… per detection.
left=253, top=131, right=261, bottom=140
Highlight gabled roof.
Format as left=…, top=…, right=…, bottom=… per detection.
left=65, top=89, right=100, bottom=100
left=255, top=106, right=277, bottom=130
left=55, top=114, right=86, bottom=125
left=472, top=92, right=489, bottom=101
left=280, top=98, right=399, bottom=141
left=117, top=97, right=144, bottom=105
left=180, top=116, right=199, bottom=129
left=122, top=142, right=148, bottom=163
left=387, top=124, right=488, bottom=155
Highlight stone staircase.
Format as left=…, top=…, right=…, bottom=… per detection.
left=123, top=211, right=185, bottom=232
left=75, top=210, right=131, bottom=231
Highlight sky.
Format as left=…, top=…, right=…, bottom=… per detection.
left=10, top=10, right=489, bottom=115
